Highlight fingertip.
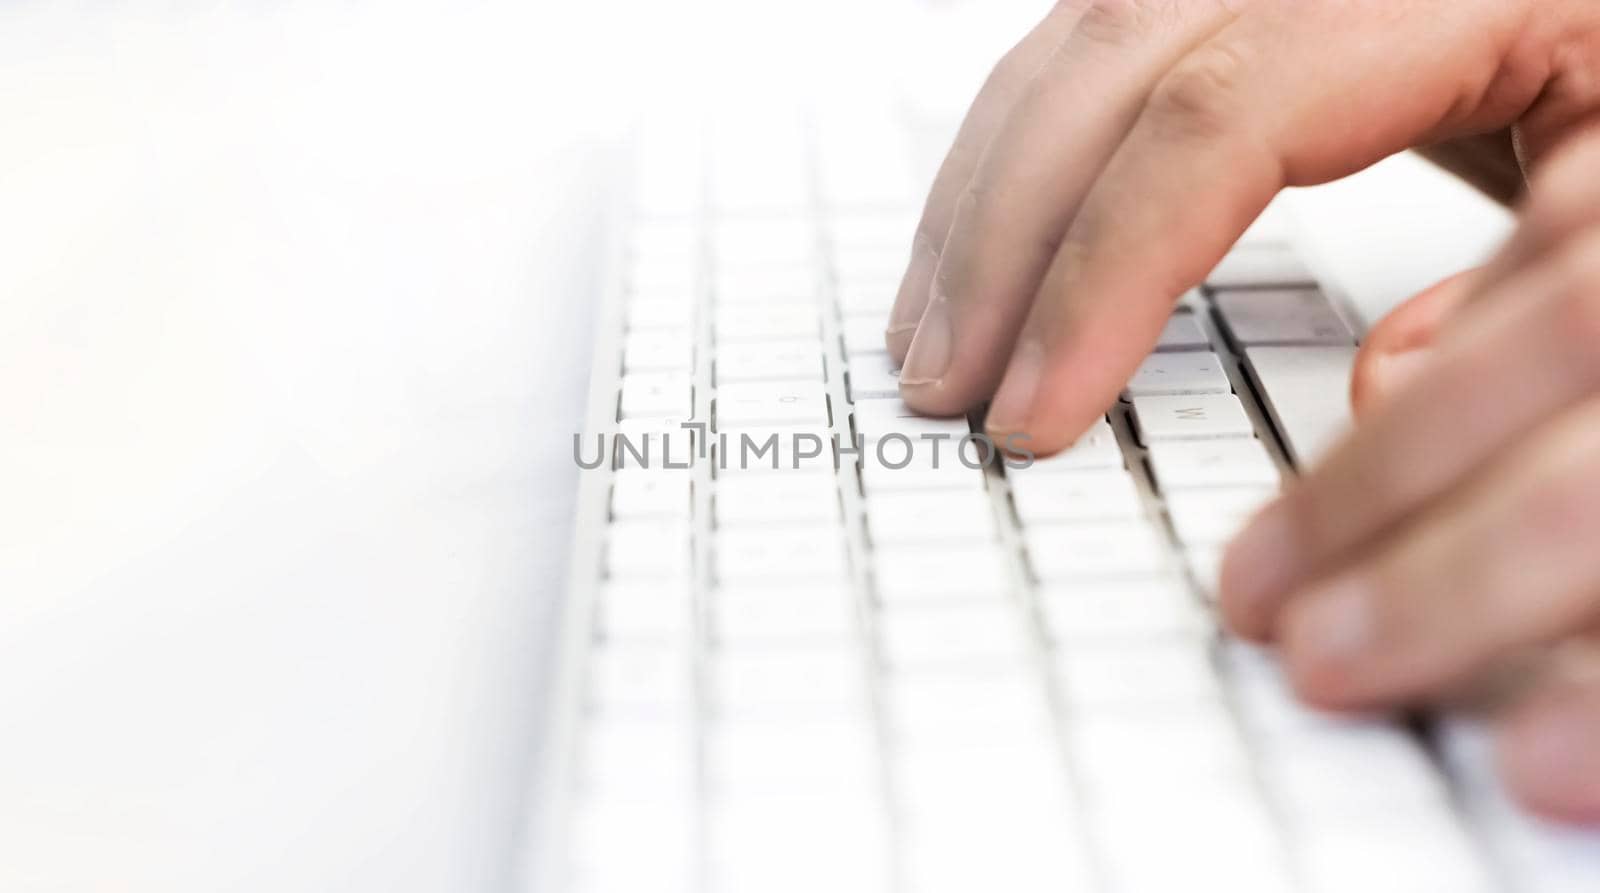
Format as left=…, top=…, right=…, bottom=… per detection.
left=1275, top=577, right=1378, bottom=711
left=885, top=322, right=916, bottom=364
left=1498, top=687, right=1600, bottom=824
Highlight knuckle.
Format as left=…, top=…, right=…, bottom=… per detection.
left=1146, top=44, right=1250, bottom=138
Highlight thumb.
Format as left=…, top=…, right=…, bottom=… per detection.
left=1349, top=268, right=1482, bottom=417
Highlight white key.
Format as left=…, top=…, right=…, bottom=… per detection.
left=1025, top=521, right=1169, bottom=580
left=568, top=801, right=696, bottom=888
left=716, top=381, right=829, bottom=429
left=860, top=443, right=989, bottom=493
left=626, top=298, right=695, bottom=331
left=1147, top=439, right=1280, bottom=490
left=1125, top=351, right=1231, bottom=397
left=1299, top=814, right=1492, bottom=893
left=715, top=473, right=838, bottom=525
left=1206, top=244, right=1317, bottom=289
left=886, top=668, right=1052, bottom=736
left=836, top=280, right=898, bottom=315
left=706, top=717, right=878, bottom=793
left=1005, top=419, right=1123, bottom=474
left=847, top=352, right=901, bottom=402
left=1071, top=704, right=1252, bottom=797
left=834, top=245, right=906, bottom=282
left=1010, top=470, right=1144, bottom=524
left=1156, top=308, right=1211, bottom=351
left=1058, top=639, right=1222, bottom=707
left=717, top=527, right=848, bottom=582
left=714, top=305, right=818, bottom=342
left=866, top=489, right=996, bottom=545
left=852, top=398, right=971, bottom=441
left=713, top=265, right=820, bottom=303
left=1214, top=288, right=1353, bottom=346
left=1265, top=727, right=1447, bottom=818
left=613, top=421, right=698, bottom=471
left=588, top=643, right=694, bottom=713
left=1244, top=345, right=1358, bottom=466
left=620, top=373, right=693, bottom=421
left=1186, top=545, right=1225, bottom=600
left=1094, top=793, right=1290, bottom=893
left=577, top=716, right=697, bottom=800
left=841, top=315, right=889, bottom=356
left=713, top=584, right=858, bottom=646
left=873, top=544, right=1013, bottom=604
left=713, top=219, right=813, bottom=265
left=879, top=604, right=1029, bottom=667
left=1439, top=718, right=1600, bottom=892
left=605, top=520, right=691, bottom=579
left=595, top=580, right=694, bottom=642
left=715, top=340, right=824, bottom=383
left=829, top=211, right=917, bottom=249
left=1164, top=486, right=1274, bottom=547
left=1039, top=577, right=1207, bottom=641
left=715, top=427, right=837, bottom=475
left=707, top=794, right=891, bottom=893
left=1131, top=393, right=1255, bottom=442
left=610, top=470, right=692, bottom=520
left=709, top=648, right=869, bottom=712
left=622, top=331, right=693, bottom=374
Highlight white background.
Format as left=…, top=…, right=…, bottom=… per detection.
left=0, top=2, right=1507, bottom=891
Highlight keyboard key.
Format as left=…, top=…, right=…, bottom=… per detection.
left=626, top=298, right=695, bottom=331
left=872, top=544, right=1013, bottom=604
left=716, top=382, right=829, bottom=429
left=1156, top=308, right=1211, bottom=351
left=1206, top=244, right=1317, bottom=289
left=866, top=489, right=996, bottom=545
left=1005, top=419, right=1123, bottom=474
left=613, top=421, right=698, bottom=470
left=1024, top=520, right=1170, bottom=580
left=1010, top=470, right=1144, bottom=524
left=623, top=331, right=694, bottom=374
left=1130, top=393, right=1255, bottom=442
left=577, top=716, right=697, bottom=800
left=715, top=474, right=839, bottom=525
left=841, top=314, right=890, bottom=356
left=706, top=716, right=878, bottom=793
left=610, top=470, right=692, bottom=520
left=707, top=794, right=890, bottom=893
left=620, top=373, right=693, bottom=421
left=1070, top=704, right=1252, bottom=796
left=588, top=642, right=694, bottom=712
left=712, top=584, right=858, bottom=646
left=569, top=801, right=696, bottom=888
left=709, top=648, right=868, bottom=712
left=596, top=580, right=695, bottom=643
left=1298, top=814, right=1491, bottom=893
left=1164, top=486, right=1274, bottom=547
left=1214, top=288, right=1354, bottom=346
left=717, top=527, right=848, bottom=583
left=715, top=427, right=837, bottom=475
left=1264, top=726, right=1448, bottom=819
left=715, top=340, right=824, bottom=383
left=1124, top=351, right=1232, bottom=397
left=847, top=352, right=901, bottom=402
left=885, top=668, right=1052, bottom=736
left=879, top=603, right=1029, bottom=668
left=1146, top=439, right=1280, bottom=490
left=605, top=520, right=691, bottom=579
left=1058, top=639, right=1223, bottom=707
left=1244, top=345, right=1357, bottom=466
left=860, top=445, right=989, bottom=493
left=836, top=280, right=898, bottom=315
left=852, top=398, right=971, bottom=441
left=715, top=305, right=818, bottom=342
left=1039, top=577, right=1207, bottom=641
left=714, top=265, right=820, bottom=303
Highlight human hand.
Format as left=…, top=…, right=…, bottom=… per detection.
left=1221, top=132, right=1600, bottom=823
left=886, top=0, right=1600, bottom=456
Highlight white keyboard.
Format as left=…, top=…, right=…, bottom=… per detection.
left=546, top=110, right=1600, bottom=893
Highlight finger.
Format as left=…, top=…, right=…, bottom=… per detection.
left=1498, top=652, right=1600, bottom=823
left=1349, top=269, right=1482, bottom=417
left=1273, top=397, right=1600, bottom=709
left=898, top=0, right=1239, bottom=415
left=885, top=0, right=1089, bottom=363
left=1222, top=229, right=1600, bottom=642
left=983, top=0, right=1533, bottom=451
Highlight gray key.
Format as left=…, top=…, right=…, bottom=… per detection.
left=1244, top=346, right=1357, bottom=466
left=1131, top=394, right=1256, bottom=442
left=1214, top=289, right=1354, bottom=347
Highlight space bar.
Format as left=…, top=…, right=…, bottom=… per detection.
left=1242, top=345, right=1358, bottom=468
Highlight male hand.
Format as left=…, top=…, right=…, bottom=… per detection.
left=1222, top=132, right=1600, bottom=823
left=888, top=0, right=1598, bottom=453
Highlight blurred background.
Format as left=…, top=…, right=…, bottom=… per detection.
left=0, top=2, right=1506, bottom=891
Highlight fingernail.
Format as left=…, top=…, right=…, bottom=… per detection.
left=1219, top=501, right=1303, bottom=635
left=985, top=339, right=1046, bottom=435
left=1286, top=576, right=1374, bottom=668
left=1373, top=348, right=1433, bottom=400
left=900, top=292, right=954, bottom=387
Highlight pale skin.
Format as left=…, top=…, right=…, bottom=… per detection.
left=889, top=0, right=1600, bottom=821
